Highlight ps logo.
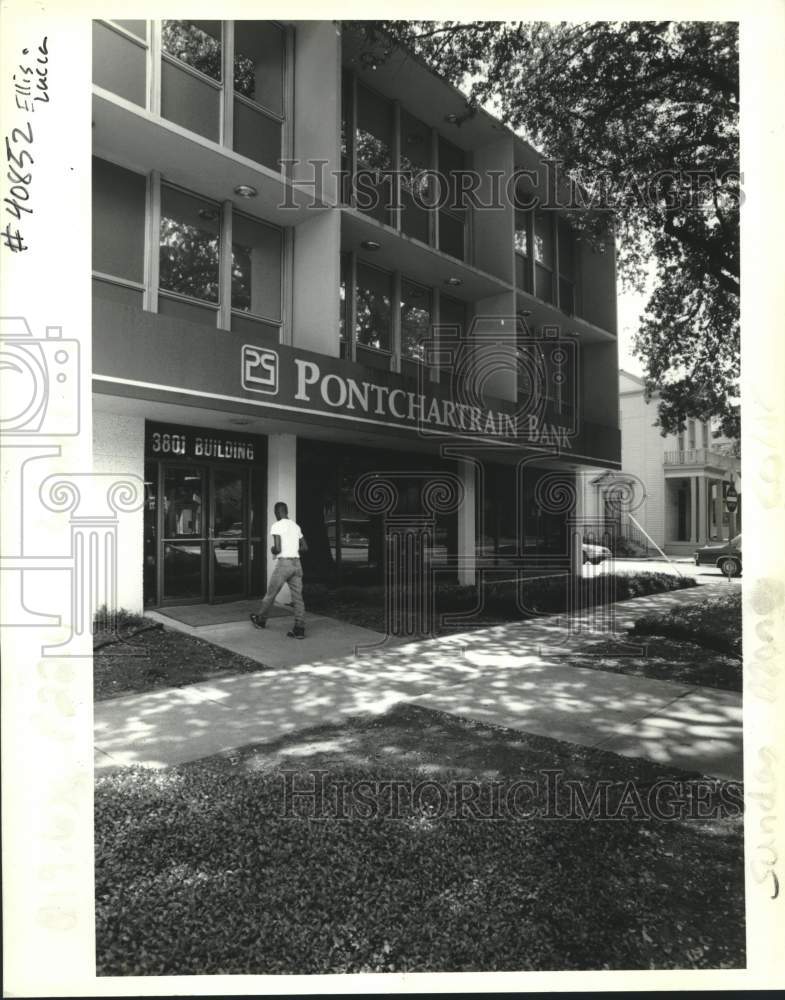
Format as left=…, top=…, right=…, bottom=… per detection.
left=241, top=344, right=279, bottom=395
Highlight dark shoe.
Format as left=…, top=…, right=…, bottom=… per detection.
left=287, top=623, right=305, bottom=639
left=250, top=614, right=266, bottom=630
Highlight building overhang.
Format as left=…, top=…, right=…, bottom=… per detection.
left=341, top=208, right=512, bottom=302
left=93, top=87, right=332, bottom=227
left=515, top=288, right=616, bottom=344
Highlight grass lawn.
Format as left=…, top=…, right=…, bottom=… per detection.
left=565, top=635, right=742, bottom=693
left=630, top=590, right=742, bottom=657
left=551, top=590, right=742, bottom=693
left=95, top=703, right=745, bottom=976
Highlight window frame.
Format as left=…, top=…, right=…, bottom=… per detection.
left=556, top=217, right=579, bottom=317
left=342, top=70, right=470, bottom=263
left=399, top=275, right=433, bottom=365
left=91, top=165, right=283, bottom=339
left=93, top=19, right=151, bottom=109
left=229, top=207, right=284, bottom=328
left=353, top=258, right=395, bottom=358
left=158, top=180, right=223, bottom=310
left=436, top=134, right=468, bottom=262
left=343, top=255, right=453, bottom=376
left=93, top=19, right=290, bottom=173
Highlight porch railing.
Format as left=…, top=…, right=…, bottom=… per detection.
left=663, top=448, right=734, bottom=468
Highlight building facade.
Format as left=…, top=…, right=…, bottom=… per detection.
left=581, top=370, right=740, bottom=557
left=91, top=19, right=621, bottom=611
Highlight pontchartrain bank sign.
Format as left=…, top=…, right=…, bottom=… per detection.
left=240, top=343, right=575, bottom=448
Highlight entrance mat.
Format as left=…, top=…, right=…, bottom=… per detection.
left=157, top=599, right=290, bottom=628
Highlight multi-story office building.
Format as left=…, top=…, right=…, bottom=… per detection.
left=91, top=19, right=621, bottom=611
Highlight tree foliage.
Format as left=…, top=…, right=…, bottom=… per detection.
left=346, top=21, right=740, bottom=437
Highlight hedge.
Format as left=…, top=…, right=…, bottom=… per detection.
left=306, top=572, right=695, bottom=620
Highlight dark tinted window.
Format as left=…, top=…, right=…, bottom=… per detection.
left=159, top=186, right=220, bottom=303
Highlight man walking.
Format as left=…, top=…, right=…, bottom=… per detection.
left=250, top=501, right=307, bottom=638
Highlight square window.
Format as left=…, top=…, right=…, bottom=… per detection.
left=92, top=21, right=146, bottom=107
left=231, top=214, right=282, bottom=320
left=113, top=20, right=147, bottom=40
left=534, top=211, right=553, bottom=266
left=159, top=186, right=220, bottom=303
left=233, top=99, right=282, bottom=171
left=439, top=295, right=465, bottom=339
left=161, top=59, right=221, bottom=141
left=401, top=279, right=432, bottom=362
left=161, top=20, right=222, bottom=80
left=233, top=21, right=284, bottom=117
left=558, top=218, right=576, bottom=278
left=438, top=209, right=465, bottom=261
left=355, top=84, right=394, bottom=224
left=92, top=157, right=146, bottom=283
left=355, top=263, right=392, bottom=352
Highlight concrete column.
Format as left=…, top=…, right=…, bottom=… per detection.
left=570, top=469, right=585, bottom=576
left=266, top=433, right=298, bottom=604
left=689, top=476, right=697, bottom=543
left=713, top=479, right=722, bottom=539
left=292, top=211, right=341, bottom=355
left=697, top=476, right=707, bottom=544
left=457, top=459, right=476, bottom=586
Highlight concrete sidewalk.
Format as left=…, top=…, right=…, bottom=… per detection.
left=95, top=580, right=742, bottom=780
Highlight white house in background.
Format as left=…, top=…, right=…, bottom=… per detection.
left=579, top=370, right=740, bottom=557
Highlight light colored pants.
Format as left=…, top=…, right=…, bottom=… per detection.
left=258, top=557, right=305, bottom=624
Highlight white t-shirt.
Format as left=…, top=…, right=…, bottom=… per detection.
left=270, top=518, right=303, bottom=558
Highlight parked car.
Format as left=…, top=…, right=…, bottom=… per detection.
left=582, top=541, right=612, bottom=565
left=694, top=534, right=742, bottom=577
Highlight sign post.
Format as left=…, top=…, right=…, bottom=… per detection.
left=724, top=481, right=738, bottom=541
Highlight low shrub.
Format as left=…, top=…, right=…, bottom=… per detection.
left=631, top=590, right=741, bottom=657
left=93, top=606, right=147, bottom=632
left=305, top=573, right=694, bottom=630
left=95, top=757, right=743, bottom=975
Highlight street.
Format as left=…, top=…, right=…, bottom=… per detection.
left=584, top=556, right=742, bottom=584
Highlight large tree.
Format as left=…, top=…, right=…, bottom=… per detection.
left=347, top=21, right=740, bottom=438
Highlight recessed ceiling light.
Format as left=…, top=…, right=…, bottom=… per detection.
left=444, top=277, right=462, bottom=287
left=518, top=309, right=532, bottom=317
left=444, top=113, right=460, bottom=125
left=361, top=240, right=381, bottom=251
left=234, top=184, right=258, bottom=198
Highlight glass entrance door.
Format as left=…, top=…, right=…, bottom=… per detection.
left=157, top=463, right=250, bottom=604
left=210, top=468, right=248, bottom=599
left=162, top=465, right=207, bottom=602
